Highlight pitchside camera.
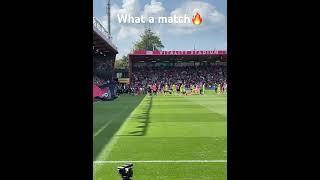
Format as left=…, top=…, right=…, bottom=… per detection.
left=117, top=163, right=133, bottom=180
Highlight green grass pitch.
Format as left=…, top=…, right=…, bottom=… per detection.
left=93, top=92, right=227, bottom=179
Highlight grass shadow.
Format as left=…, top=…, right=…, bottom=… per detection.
left=118, top=96, right=153, bottom=137
left=130, top=96, right=152, bottom=136
left=93, top=95, right=145, bottom=160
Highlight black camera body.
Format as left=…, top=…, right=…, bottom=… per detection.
left=117, top=163, right=133, bottom=180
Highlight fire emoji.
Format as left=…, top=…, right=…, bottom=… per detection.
left=192, top=12, right=202, bottom=25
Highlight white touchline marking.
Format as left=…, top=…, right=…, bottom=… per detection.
left=94, top=119, right=114, bottom=137
left=94, top=160, right=227, bottom=164
left=94, top=96, right=148, bottom=161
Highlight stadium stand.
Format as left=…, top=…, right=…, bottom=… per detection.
left=129, top=64, right=226, bottom=95
left=132, top=65, right=226, bottom=87
left=93, top=17, right=118, bottom=101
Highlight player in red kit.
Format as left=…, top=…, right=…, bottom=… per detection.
left=152, top=84, right=157, bottom=96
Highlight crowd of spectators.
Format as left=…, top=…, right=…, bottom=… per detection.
left=129, top=65, right=227, bottom=94
left=94, top=64, right=227, bottom=96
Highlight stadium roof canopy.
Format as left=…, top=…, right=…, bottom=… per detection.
left=129, top=50, right=227, bottom=62
left=93, top=17, right=118, bottom=54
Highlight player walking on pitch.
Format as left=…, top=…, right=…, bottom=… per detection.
left=202, top=83, right=205, bottom=95
left=196, top=84, right=200, bottom=94
left=180, top=83, right=186, bottom=96
left=152, top=83, right=157, bottom=96
left=214, top=83, right=218, bottom=94
left=220, top=83, right=224, bottom=94
left=223, top=82, right=227, bottom=94
left=164, top=83, right=169, bottom=96
left=172, top=83, right=176, bottom=96
left=217, top=83, right=221, bottom=94
left=157, top=83, right=161, bottom=95
left=191, top=84, right=195, bottom=95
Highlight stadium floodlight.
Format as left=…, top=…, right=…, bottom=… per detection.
left=106, top=0, right=111, bottom=38
left=117, top=163, right=133, bottom=180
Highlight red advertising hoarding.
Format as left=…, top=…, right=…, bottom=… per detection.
left=132, top=50, right=227, bottom=55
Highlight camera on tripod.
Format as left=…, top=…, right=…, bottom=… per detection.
left=117, top=163, right=133, bottom=180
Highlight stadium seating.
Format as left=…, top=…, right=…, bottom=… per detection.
left=130, top=65, right=227, bottom=92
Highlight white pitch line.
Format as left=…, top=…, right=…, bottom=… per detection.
left=94, top=119, right=114, bottom=137
left=94, top=160, right=227, bottom=164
